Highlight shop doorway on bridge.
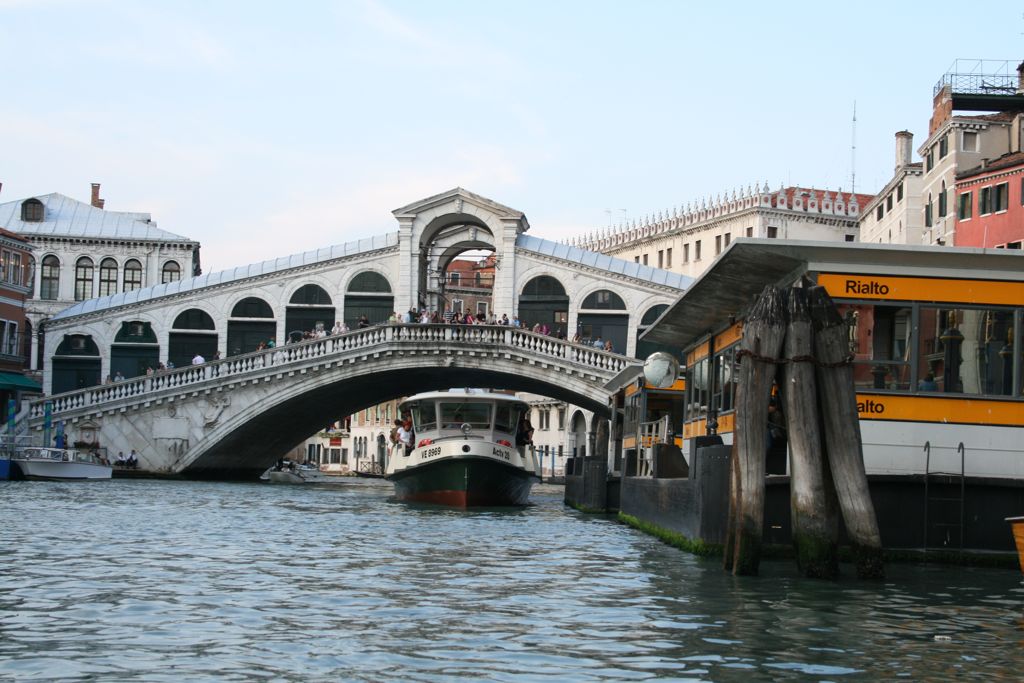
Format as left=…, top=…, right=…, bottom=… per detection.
left=577, top=289, right=628, bottom=353
left=227, top=297, right=276, bottom=356
left=439, top=252, right=495, bottom=320
left=344, top=272, right=393, bottom=329
left=52, top=334, right=101, bottom=393
left=286, top=284, right=336, bottom=338
left=518, top=276, right=569, bottom=333
left=169, top=309, right=218, bottom=368
left=111, top=320, right=159, bottom=379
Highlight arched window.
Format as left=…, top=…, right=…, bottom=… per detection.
left=581, top=289, right=626, bottom=310
left=123, top=259, right=143, bottom=292
left=161, top=260, right=181, bottom=284
left=40, top=255, right=59, bottom=300
left=99, top=258, right=118, bottom=297
left=231, top=297, right=274, bottom=318
left=522, top=275, right=566, bottom=297
left=173, top=309, right=216, bottom=330
left=347, top=271, right=392, bottom=293
left=20, top=198, right=44, bottom=222
left=289, top=284, right=332, bottom=305
left=74, top=257, right=94, bottom=301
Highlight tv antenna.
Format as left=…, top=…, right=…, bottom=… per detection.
left=851, top=100, right=857, bottom=194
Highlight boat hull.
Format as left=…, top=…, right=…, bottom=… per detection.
left=389, top=456, right=539, bottom=507
left=1007, top=517, right=1024, bottom=573
left=14, top=459, right=112, bottom=481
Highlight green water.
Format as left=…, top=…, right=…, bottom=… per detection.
left=1, top=479, right=1021, bottom=681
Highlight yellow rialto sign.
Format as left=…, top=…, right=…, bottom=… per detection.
left=856, top=393, right=1024, bottom=426
left=818, top=273, right=1024, bottom=306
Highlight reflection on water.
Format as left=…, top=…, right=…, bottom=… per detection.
left=1, top=479, right=1021, bottom=681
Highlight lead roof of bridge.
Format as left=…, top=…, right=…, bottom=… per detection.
left=0, top=193, right=195, bottom=242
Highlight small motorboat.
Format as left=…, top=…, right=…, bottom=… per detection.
left=385, top=389, right=541, bottom=507
left=1006, top=516, right=1024, bottom=573
left=10, top=447, right=112, bottom=481
left=260, top=459, right=336, bottom=484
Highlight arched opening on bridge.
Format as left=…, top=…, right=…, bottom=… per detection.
left=170, top=309, right=218, bottom=367
left=577, top=289, right=628, bottom=353
left=376, top=433, right=388, bottom=470
left=518, top=275, right=569, bottom=333
left=110, top=320, right=159, bottom=378
left=286, top=284, right=336, bottom=337
left=52, top=334, right=101, bottom=393
left=227, top=297, right=276, bottom=356
left=437, top=250, right=495, bottom=320
left=418, top=215, right=495, bottom=315
left=345, top=272, right=393, bottom=329
left=635, top=303, right=679, bottom=360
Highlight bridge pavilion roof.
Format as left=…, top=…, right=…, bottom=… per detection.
left=51, top=232, right=399, bottom=321
left=640, top=238, right=1024, bottom=349
left=0, top=193, right=195, bottom=242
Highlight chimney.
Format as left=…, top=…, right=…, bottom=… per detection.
left=90, top=183, right=105, bottom=209
left=895, top=130, right=914, bottom=172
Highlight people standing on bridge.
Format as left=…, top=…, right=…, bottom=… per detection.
left=358, top=315, right=371, bottom=329
left=113, top=370, right=125, bottom=382
left=603, top=340, right=614, bottom=353
left=500, top=314, right=509, bottom=326
left=592, top=336, right=603, bottom=349
left=192, top=353, right=205, bottom=365
left=512, top=316, right=521, bottom=328
left=443, top=308, right=455, bottom=324
left=331, top=321, right=345, bottom=335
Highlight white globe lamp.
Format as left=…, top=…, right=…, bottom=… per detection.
left=642, top=351, right=679, bottom=389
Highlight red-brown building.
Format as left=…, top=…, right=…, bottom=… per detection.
left=954, top=151, right=1024, bottom=249
left=0, top=226, right=41, bottom=420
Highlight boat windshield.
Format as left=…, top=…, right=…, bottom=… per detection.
left=409, top=400, right=437, bottom=431
left=439, top=402, right=491, bottom=429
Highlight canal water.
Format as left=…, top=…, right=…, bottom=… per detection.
left=1, top=479, right=1021, bottom=681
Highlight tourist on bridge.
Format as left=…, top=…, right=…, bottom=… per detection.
left=358, top=315, right=371, bottom=329
left=603, top=340, right=613, bottom=353
left=443, top=308, right=455, bottom=324
left=592, top=336, right=603, bottom=349
left=500, top=314, right=509, bottom=325
left=192, top=353, right=205, bottom=365
left=113, top=370, right=125, bottom=382
left=331, top=321, right=346, bottom=335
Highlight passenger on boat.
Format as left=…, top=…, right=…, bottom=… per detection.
left=516, top=411, right=534, bottom=446
left=397, top=422, right=413, bottom=456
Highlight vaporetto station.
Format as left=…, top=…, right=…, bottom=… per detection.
left=29, top=188, right=689, bottom=476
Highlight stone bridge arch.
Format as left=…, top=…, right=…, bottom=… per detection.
left=28, top=326, right=635, bottom=479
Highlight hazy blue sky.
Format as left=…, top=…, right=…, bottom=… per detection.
left=3, top=1, right=1022, bottom=270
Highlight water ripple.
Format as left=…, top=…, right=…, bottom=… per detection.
left=1, top=479, right=1021, bottom=681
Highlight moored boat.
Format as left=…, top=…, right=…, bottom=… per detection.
left=260, top=459, right=338, bottom=484
left=11, top=447, right=112, bottom=480
left=385, top=390, right=541, bottom=507
left=1007, top=517, right=1024, bottom=573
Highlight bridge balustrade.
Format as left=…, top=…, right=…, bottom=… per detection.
left=30, top=324, right=636, bottom=419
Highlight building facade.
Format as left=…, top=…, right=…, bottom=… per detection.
left=0, top=184, right=200, bottom=377
left=954, top=152, right=1024, bottom=249
left=0, top=227, right=40, bottom=420
left=574, top=184, right=871, bottom=282
left=859, top=131, right=925, bottom=244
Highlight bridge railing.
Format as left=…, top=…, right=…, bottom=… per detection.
left=30, top=324, right=637, bottom=419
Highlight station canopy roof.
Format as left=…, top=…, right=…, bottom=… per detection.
left=640, top=238, right=1024, bottom=349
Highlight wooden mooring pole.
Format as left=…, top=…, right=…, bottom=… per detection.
left=726, top=285, right=786, bottom=576
left=808, top=286, right=885, bottom=579
left=782, top=285, right=839, bottom=578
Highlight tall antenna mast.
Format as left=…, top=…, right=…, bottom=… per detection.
left=850, top=100, right=857, bottom=194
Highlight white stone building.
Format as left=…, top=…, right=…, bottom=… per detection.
left=0, top=184, right=200, bottom=376
left=573, top=184, right=872, bottom=281
left=859, top=131, right=925, bottom=244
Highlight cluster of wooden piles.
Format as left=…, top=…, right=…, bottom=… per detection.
left=724, top=282, right=885, bottom=580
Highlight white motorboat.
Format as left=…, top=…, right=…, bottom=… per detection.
left=11, top=447, right=112, bottom=481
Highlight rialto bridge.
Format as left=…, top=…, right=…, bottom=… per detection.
left=26, top=188, right=690, bottom=475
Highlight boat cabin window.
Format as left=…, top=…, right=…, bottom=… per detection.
left=439, top=401, right=491, bottom=429
left=409, top=400, right=437, bottom=431
left=494, top=403, right=517, bottom=433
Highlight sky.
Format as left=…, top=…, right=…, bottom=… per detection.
left=3, top=0, right=1023, bottom=272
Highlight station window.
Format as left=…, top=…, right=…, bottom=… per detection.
left=916, top=306, right=1015, bottom=396
left=837, top=303, right=912, bottom=391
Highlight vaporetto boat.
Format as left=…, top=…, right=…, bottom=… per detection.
left=386, top=390, right=541, bottom=507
